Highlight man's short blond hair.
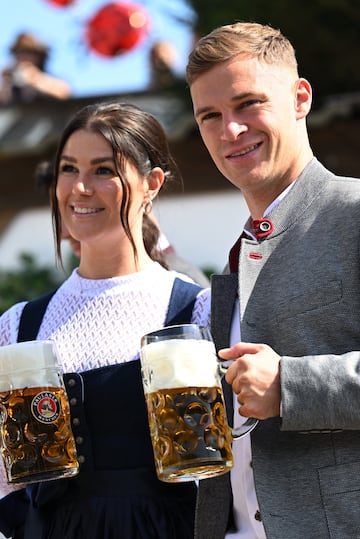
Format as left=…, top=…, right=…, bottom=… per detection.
left=186, top=22, right=298, bottom=85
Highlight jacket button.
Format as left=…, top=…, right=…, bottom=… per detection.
left=70, top=397, right=77, bottom=406
left=72, top=417, right=80, bottom=426
left=78, top=455, right=86, bottom=464
left=67, top=378, right=76, bottom=387
left=254, top=510, right=262, bottom=521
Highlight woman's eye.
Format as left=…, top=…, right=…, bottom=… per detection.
left=60, top=164, right=76, bottom=173
left=96, top=166, right=113, bottom=175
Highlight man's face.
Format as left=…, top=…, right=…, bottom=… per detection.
left=15, top=49, right=43, bottom=67
left=190, top=54, right=311, bottom=203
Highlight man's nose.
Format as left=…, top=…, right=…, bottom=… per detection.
left=221, top=118, right=248, bottom=141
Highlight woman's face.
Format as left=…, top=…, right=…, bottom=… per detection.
left=56, top=128, right=147, bottom=248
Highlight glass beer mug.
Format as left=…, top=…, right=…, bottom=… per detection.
left=0, top=340, right=79, bottom=484
left=140, top=324, right=258, bottom=483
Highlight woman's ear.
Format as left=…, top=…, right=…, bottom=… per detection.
left=146, top=167, right=165, bottom=200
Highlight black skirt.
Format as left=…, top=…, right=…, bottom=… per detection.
left=22, top=362, right=197, bottom=539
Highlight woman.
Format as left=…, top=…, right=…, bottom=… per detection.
left=0, top=102, right=210, bottom=538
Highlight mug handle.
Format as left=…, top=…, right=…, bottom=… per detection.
left=218, top=359, right=259, bottom=439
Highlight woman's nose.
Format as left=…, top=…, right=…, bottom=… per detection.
left=72, top=176, right=92, bottom=194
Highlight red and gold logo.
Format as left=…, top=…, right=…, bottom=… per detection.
left=31, top=392, right=60, bottom=424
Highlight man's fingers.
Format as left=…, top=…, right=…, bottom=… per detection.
left=218, top=342, right=264, bottom=360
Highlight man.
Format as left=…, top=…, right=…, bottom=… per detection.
left=0, top=32, right=71, bottom=104
left=186, top=22, right=360, bottom=539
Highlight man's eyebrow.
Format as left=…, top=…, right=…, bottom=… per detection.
left=194, top=106, right=213, bottom=119
left=194, top=93, right=259, bottom=118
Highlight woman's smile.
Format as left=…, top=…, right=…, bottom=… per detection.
left=71, top=205, right=104, bottom=215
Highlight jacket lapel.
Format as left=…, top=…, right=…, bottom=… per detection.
left=211, top=273, right=238, bottom=427
left=211, top=273, right=238, bottom=351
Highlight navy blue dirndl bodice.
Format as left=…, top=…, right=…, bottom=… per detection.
left=0, top=278, right=203, bottom=539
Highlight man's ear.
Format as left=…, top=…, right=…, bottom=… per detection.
left=295, top=78, right=312, bottom=120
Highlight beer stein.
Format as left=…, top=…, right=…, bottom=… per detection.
left=0, top=340, right=79, bottom=484
left=140, top=324, right=258, bottom=483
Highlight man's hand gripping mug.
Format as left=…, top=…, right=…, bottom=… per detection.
left=140, top=324, right=258, bottom=483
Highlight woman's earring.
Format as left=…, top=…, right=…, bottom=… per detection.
left=143, top=200, right=153, bottom=215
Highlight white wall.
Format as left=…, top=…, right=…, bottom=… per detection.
left=0, top=207, right=57, bottom=272
left=154, top=190, right=248, bottom=272
left=0, top=190, right=249, bottom=274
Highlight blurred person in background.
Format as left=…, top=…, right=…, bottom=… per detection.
left=0, top=32, right=71, bottom=105
left=149, top=41, right=178, bottom=89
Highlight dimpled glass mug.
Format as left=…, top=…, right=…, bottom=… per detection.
left=0, top=340, right=79, bottom=484
left=140, top=324, right=258, bottom=483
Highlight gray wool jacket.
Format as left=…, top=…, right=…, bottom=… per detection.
left=195, top=158, right=360, bottom=539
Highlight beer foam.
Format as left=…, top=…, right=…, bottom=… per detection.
left=0, top=341, right=60, bottom=391
left=141, top=338, right=219, bottom=391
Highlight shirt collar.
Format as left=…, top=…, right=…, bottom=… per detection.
left=244, top=180, right=296, bottom=239
left=229, top=180, right=296, bottom=272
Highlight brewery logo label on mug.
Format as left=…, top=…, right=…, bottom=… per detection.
left=0, top=340, right=79, bottom=484
left=31, top=391, right=61, bottom=423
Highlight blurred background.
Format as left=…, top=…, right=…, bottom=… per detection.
left=0, top=0, right=359, bottom=314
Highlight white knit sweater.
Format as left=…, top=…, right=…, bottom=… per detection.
left=0, top=263, right=211, bottom=370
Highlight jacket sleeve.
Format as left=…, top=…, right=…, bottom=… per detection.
left=281, top=351, right=360, bottom=431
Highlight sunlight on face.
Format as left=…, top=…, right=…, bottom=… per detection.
left=56, top=129, right=146, bottom=248
left=190, top=54, right=311, bottom=199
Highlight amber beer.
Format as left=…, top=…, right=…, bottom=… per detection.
left=141, top=326, right=233, bottom=482
left=0, top=341, right=79, bottom=484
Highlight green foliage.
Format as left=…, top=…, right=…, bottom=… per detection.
left=0, top=253, right=63, bottom=315
left=201, top=266, right=217, bottom=280
left=185, top=0, right=360, bottom=108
